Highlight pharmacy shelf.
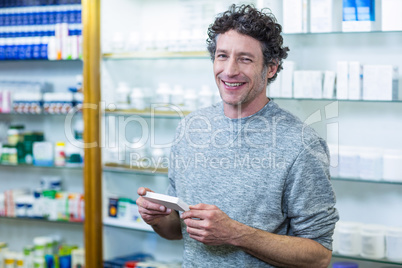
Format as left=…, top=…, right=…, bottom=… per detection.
left=284, top=30, right=402, bottom=36
left=0, top=59, right=82, bottom=62
left=0, top=163, right=83, bottom=170
left=103, top=168, right=402, bottom=185
left=272, top=97, right=402, bottom=103
left=332, top=177, right=402, bottom=185
left=0, top=216, right=83, bottom=225
left=102, top=51, right=209, bottom=60
left=103, top=108, right=190, bottom=119
left=102, top=166, right=402, bottom=186
left=103, top=217, right=154, bottom=232
left=332, top=253, right=402, bottom=266
left=103, top=163, right=168, bottom=176
left=0, top=112, right=80, bottom=116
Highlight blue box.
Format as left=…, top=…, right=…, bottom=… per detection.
left=356, top=0, right=375, bottom=21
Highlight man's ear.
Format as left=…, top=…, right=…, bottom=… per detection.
left=267, top=64, right=278, bottom=79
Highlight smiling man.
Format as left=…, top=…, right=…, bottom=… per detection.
left=213, top=29, right=277, bottom=118
left=137, top=4, right=339, bottom=268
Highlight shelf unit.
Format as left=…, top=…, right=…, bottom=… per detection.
left=104, top=108, right=190, bottom=119
left=103, top=218, right=153, bottom=232
left=97, top=0, right=402, bottom=267
left=332, top=254, right=402, bottom=266
left=0, top=57, right=85, bottom=256
left=0, top=216, right=83, bottom=225
left=104, top=163, right=168, bottom=175
left=0, top=1, right=93, bottom=266
left=103, top=165, right=402, bottom=186
left=0, top=163, right=83, bottom=170
left=103, top=51, right=209, bottom=60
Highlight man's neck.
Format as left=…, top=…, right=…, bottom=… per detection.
left=223, top=97, right=270, bottom=119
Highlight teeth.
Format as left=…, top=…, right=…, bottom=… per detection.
left=224, top=82, right=243, bottom=87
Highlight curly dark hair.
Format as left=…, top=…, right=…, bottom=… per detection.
left=207, top=4, right=289, bottom=84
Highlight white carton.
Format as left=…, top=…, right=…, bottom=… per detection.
left=382, top=0, right=402, bottom=31
left=336, top=61, right=349, bottom=99
left=323, top=71, right=336, bottom=99
left=281, top=61, right=295, bottom=98
left=310, top=71, right=323, bottom=99
left=363, top=64, right=393, bottom=100
left=310, top=0, right=333, bottom=33
left=143, top=192, right=190, bottom=212
left=293, top=71, right=305, bottom=98
left=268, top=73, right=282, bottom=98
left=283, top=0, right=306, bottom=33
left=348, top=61, right=361, bottom=100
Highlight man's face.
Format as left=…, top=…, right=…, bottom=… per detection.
left=213, top=30, right=274, bottom=109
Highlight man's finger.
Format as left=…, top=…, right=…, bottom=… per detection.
left=189, top=203, right=215, bottom=210
left=184, top=218, right=205, bottom=229
left=182, top=209, right=209, bottom=220
left=137, top=187, right=152, bottom=196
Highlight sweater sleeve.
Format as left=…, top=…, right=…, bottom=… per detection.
left=284, top=138, right=339, bottom=250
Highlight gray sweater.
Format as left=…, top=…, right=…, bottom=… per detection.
left=168, top=101, right=339, bottom=267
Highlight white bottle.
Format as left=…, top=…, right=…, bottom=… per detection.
left=198, top=85, right=214, bottom=108
left=4, top=251, right=15, bottom=268
left=178, top=30, right=191, bottom=51
left=23, top=246, right=34, bottom=268
left=126, top=31, right=140, bottom=51
left=155, top=31, right=168, bottom=51
left=33, top=237, right=47, bottom=257
left=71, top=248, right=85, bottom=268
left=167, top=30, right=179, bottom=52
left=143, top=32, right=155, bottom=51
left=33, top=190, right=44, bottom=218
left=69, top=24, right=79, bottom=60
left=115, top=82, right=131, bottom=109
left=111, top=32, right=125, bottom=52
left=155, top=83, right=171, bottom=104
left=33, top=256, right=45, bottom=268
left=170, top=85, right=184, bottom=107
left=183, top=89, right=198, bottom=112
left=190, top=29, right=205, bottom=51
left=47, top=36, right=57, bottom=61
left=130, top=87, right=146, bottom=111
left=15, top=252, right=24, bottom=268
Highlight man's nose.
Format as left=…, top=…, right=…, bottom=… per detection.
left=225, top=58, right=240, bottom=77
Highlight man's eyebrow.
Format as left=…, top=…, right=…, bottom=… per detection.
left=216, top=49, right=228, bottom=54
left=215, top=49, right=256, bottom=58
left=238, top=52, right=256, bottom=58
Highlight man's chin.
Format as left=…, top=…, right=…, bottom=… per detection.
left=222, top=99, right=244, bottom=107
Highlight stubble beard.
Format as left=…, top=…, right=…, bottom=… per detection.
left=220, top=66, right=269, bottom=111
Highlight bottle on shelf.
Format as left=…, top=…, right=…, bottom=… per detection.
left=115, top=82, right=131, bottom=110
left=198, top=85, right=214, bottom=108
left=155, top=83, right=171, bottom=105
left=170, top=85, right=184, bottom=108
left=54, top=142, right=66, bottom=166
left=129, top=87, right=146, bottom=111
left=183, top=88, right=198, bottom=112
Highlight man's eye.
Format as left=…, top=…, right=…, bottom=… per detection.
left=241, top=58, right=252, bottom=62
left=217, top=54, right=227, bottom=59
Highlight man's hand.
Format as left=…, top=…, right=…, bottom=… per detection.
left=181, top=203, right=242, bottom=245
left=136, top=187, right=172, bottom=226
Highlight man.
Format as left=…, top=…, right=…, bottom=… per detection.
left=137, top=4, right=339, bottom=267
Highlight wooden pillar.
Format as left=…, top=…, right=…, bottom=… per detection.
left=82, top=0, right=102, bottom=267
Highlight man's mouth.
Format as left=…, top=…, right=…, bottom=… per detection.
left=223, top=81, right=246, bottom=87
